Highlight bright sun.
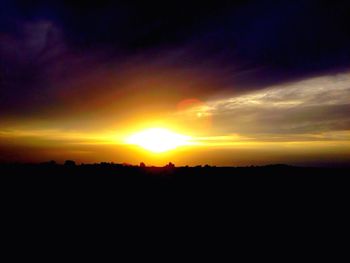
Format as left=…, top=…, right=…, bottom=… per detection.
left=125, top=128, right=190, bottom=153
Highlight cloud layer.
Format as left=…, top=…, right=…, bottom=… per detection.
left=185, top=72, right=350, bottom=141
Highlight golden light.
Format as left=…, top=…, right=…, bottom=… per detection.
left=125, top=128, right=191, bottom=153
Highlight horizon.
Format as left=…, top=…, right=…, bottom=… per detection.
left=1, top=159, right=349, bottom=168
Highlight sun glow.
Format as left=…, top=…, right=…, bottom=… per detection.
left=125, top=128, right=190, bottom=153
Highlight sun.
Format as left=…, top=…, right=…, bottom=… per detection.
left=125, top=128, right=190, bottom=153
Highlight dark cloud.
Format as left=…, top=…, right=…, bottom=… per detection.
left=1, top=0, right=350, bottom=127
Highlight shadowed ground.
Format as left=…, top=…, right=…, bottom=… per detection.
left=1, top=163, right=349, bottom=197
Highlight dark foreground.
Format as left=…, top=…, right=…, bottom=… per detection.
left=1, top=163, right=349, bottom=197
left=1, top=163, right=350, bottom=232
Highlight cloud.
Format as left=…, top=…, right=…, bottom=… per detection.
left=0, top=21, right=67, bottom=113
left=0, top=19, right=227, bottom=122
left=0, top=20, right=113, bottom=117
left=183, top=71, right=350, bottom=141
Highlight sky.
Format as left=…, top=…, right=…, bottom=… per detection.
left=0, top=0, right=350, bottom=166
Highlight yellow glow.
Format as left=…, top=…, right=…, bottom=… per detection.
left=125, top=128, right=190, bottom=153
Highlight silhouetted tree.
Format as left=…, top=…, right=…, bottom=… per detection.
left=165, top=162, right=175, bottom=169
left=64, top=160, right=76, bottom=166
left=140, top=162, right=146, bottom=168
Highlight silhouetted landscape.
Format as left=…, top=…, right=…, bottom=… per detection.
left=2, top=161, right=349, bottom=177
left=2, top=161, right=349, bottom=194
left=2, top=161, right=350, bottom=220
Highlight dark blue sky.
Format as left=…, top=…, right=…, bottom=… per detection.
left=2, top=0, right=349, bottom=67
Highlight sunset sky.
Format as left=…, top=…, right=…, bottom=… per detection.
left=1, top=0, right=350, bottom=166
